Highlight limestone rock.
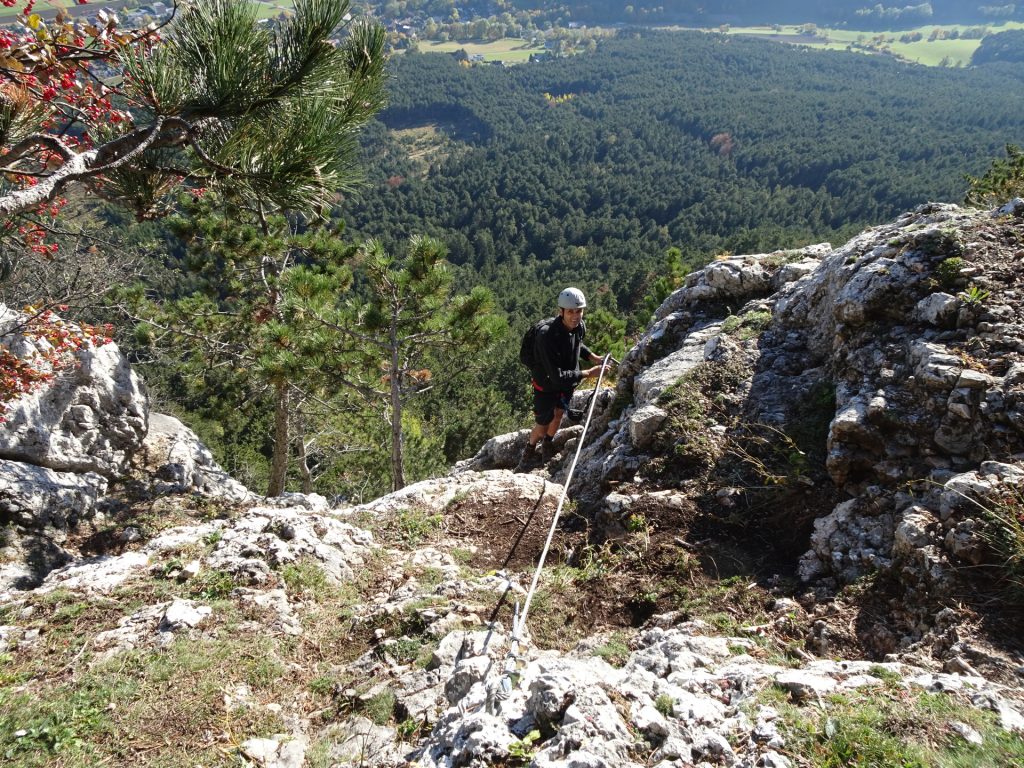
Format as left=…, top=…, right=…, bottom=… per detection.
left=206, top=505, right=374, bottom=585
left=357, top=470, right=562, bottom=518
left=892, top=507, right=936, bottom=557
left=915, top=292, right=958, bottom=326
left=139, top=412, right=252, bottom=501
left=160, top=598, right=212, bottom=632
left=634, top=323, right=722, bottom=404
left=454, top=430, right=531, bottom=472
left=654, top=244, right=829, bottom=321
left=0, top=459, right=106, bottom=534
left=0, top=306, right=147, bottom=477
left=239, top=734, right=308, bottom=768
left=628, top=404, right=668, bottom=449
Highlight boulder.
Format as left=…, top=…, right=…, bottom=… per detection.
left=139, top=412, right=252, bottom=501
left=628, top=404, right=668, bottom=449
left=358, top=470, right=561, bottom=518
left=0, top=458, right=107, bottom=533
left=454, top=430, right=530, bottom=472
left=0, top=306, right=148, bottom=477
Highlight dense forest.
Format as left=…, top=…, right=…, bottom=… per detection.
left=42, top=27, right=1024, bottom=499
left=548, top=1, right=1024, bottom=26
left=972, top=28, right=1024, bottom=64
left=341, top=30, right=1024, bottom=328
left=360, top=1, right=1024, bottom=29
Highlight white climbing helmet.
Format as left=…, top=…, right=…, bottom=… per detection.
left=557, top=287, right=587, bottom=309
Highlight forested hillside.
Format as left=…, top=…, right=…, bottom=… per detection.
left=377, top=1, right=1024, bottom=28
left=29, top=25, right=1024, bottom=500
left=973, top=28, right=1024, bottom=64
left=341, top=30, right=1024, bottom=327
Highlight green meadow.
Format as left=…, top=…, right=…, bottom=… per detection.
left=419, top=38, right=544, bottom=63
left=724, top=23, right=1024, bottom=66
left=253, top=0, right=297, bottom=21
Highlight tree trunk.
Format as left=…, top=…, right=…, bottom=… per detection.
left=296, top=436, right=313, bottom=495
left=296, top=442, right=311, bottom=495
left=267, top=379, right=290, bottom=497
left=390, top=317, right=405, bottom=492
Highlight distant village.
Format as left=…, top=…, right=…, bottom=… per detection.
left=122, top=2, right=173, bottom=26
left=0, top=1, right=618, bottom=66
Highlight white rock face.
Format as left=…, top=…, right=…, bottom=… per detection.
left=0, top=306, right=148, bottom=477
left=31, top=500, right=374, bottom=598
left=206, top=504, right=374, bottom=585
left=416, top=623, right=1024, bottom=768
left=0, top=458, right=107, bottom=531
left=653, top=244, right=830, bottom=321
left=140, top=412, right=252, bottom=501
left=0, top=459, right=108, bottom=589
left=357, top=470, right=562, bottom=517
left=634, top=322, right=722, bottom=404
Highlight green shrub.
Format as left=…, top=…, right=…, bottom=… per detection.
left=721, top=310, right=772, bottom=339
left=975, top=489, right=1024, bottom=606
left=965, top=144, right=1024, bottom=207
left=935, top=257, right=964, bottom=288
left=309, top=675, right=336, bottom=697
left=959, top=283, right=991, bottom=307
left=362, top=690, right=397, bottom=726
left=280, top=560, right=333, bottom=599
left=507, top=729, right=542, bottom=766
left=592, top=632, right=632, bottom=667
left=764, top=685, right=1024, bottom=767
left=188, top=569, right=237, bottom=599
left=654, top=693, right=674, bottom=718
left=396, top=507, right=443, bottom=546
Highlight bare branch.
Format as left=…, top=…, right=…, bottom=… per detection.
left=2, top=133, right=77, bottom=165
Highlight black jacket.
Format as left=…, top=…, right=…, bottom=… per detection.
left=532, top=316, right=593, bottom=393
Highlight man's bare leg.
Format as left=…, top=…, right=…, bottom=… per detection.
left=529, top=422, right=548, bottom=446
left=546, top=408, right=564, bottom=439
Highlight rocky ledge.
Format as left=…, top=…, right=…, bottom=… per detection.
left=2, top=202, right=1024, bottom=767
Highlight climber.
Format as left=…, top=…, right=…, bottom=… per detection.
left=517, top=287, right=607, bottom=471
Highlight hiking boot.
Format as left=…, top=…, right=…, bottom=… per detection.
left=515, top=443, right=542, bottom=472
left=540, top=437, right=557, bottom=463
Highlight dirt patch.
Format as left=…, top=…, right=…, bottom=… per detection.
left=442, top=489, right=577, bottom=573
left=65, top=489, right=243, bottom=559
left=437, top=477, right=821, bottom=652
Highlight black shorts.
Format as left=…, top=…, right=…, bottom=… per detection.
left=533, top=390, right=572, bottom=426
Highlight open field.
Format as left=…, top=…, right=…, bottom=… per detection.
left=420, top=38, right=544, bottom=63
left=253, top=0, right=296, bottom=21
left=722, top=23, right=1024, bottom=66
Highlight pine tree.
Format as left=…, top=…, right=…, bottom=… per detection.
left=0, top=0, right=387, bottom=424
left=965, top=145, right=1024, bottom=208
left=127, top=196, right=355, bottom=497
left=0, top=0, right=387, bottom=221
left=288, top=236, right=504, bottom=491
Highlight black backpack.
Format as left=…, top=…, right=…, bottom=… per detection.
left=519, top=317, right=555, bottom=372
